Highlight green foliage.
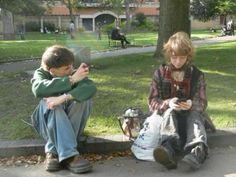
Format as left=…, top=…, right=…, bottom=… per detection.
left=101, top=22, right=116, bottom=33
left=131, top=20, right=157, bottom=32
left=97, top=0, right=124, bottom=16
left=0, top=0, right=45, bottom=15
left=25, top=21, right=41, bottom=32
left=190, top=0, right=218, bottom=21
left=44, top=22, right=56, bottom=32
left=102, top=21, right=126, bottom=33
left=216, top=0, right=236, bottom=15
left=134, top=12, right=147, bottom=26
left=130, top=12, right=157, bottom=32
left=190, top=0, right=236, bottom=21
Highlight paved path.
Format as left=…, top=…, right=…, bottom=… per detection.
left=1, top=35, right=236, bottom=72
left=1, top=146, right=236, bottom=177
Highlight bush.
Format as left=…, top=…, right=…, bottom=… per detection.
left=130, top=12, right=158, bottom=32
left=25, top=21, right=41, bottom=32
left=135, top=12, right=147, bottom=26
left=44, top=22, right=56, bottom=32
left=131, top=19, right=157, bottom=32
left=77, top=27, right=85, bottom=32
left=102, top=21, right=126, bottom=33
left=25, top=21, right=56, bottom=32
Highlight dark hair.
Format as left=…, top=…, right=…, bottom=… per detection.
left=41, top=45, right=75, bottom=69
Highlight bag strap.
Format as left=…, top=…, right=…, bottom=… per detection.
left=117, top=116, right=127, bottom=136
left=117, top=116, right=135, bottom=141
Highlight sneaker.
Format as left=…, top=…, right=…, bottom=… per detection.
left=182, top=153, right=200, bottom=170
left=153, top=146, right=177, bottom=169
left=64, top=155, right=92, bottom=174
left=182, top=143, right=206, bottom=170
left=45, top=153, right=61, bottom=172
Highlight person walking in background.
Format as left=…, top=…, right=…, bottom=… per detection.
left=111, top=26, right=130, bottom=48
left=96, top=22, right=102, bottom=40
left=148, top=31, right=215, bottom=170
left=31, top=45, right=96, bottom=173
left=227, top=19, right=234, bottom=35
left=69, top=20, right=75, bottom=39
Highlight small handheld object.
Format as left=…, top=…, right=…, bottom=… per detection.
left=82, top=63, right=90, bottom=71
left=176, top=98, right=187, bottom=103
left=83, top=63, right=89, bottom=68
left=176, top=89, right=186, bottom=103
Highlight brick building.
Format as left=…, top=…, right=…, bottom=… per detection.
left=25, top=0, right=160, bottom=32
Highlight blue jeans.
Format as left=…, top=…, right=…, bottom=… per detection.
left=31, top=99, right=92, bottom=162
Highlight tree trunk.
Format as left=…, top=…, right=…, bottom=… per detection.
left=223, top=15, right=227, bottom=26
left=125, top=0, right=131, bottom=32
left=154, top=0, right=190, bottom=58
left=2, top=9, right=15, bottom=40
left=67, top=0, right=74, bottom=21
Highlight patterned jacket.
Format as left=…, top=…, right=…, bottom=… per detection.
left=148, top=64, right=215, bottom=132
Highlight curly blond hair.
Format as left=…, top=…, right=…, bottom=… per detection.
left=163, top=31, right=195, bottom=65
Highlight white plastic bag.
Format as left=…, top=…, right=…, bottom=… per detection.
left=131, top=112, right=163, bottom=161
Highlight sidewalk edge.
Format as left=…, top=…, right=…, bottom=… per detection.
left=0, top=128, right=236, bottom=157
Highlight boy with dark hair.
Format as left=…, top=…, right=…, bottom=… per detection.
left=31, top=45, right=96, bottom=173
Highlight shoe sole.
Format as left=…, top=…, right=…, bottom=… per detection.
left=181, top=156, right=200, bottom=170
left=67, top=164, right=92, bottom=174
left=45, top=164, right=61, bottom=172
left=153, top=147, right=177, bottom=169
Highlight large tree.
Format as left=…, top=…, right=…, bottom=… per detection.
left=154, top=0, right=191, bottom=58
left=62, top=0, right=79, bottom=20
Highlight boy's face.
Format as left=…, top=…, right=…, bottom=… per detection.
left=49, top=64, right=73, bottom=77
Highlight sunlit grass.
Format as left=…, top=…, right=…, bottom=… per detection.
left=0, top=38, right=236, bottom=140
left=0, top=30, right=221, bottom=62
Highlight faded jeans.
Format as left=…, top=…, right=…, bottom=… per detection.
left=31, top=99, right=92, bottom=162
left=159, top=108, right=207, bottom=153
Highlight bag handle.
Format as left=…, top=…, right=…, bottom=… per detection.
left=117, top=116, right=136, bottom=141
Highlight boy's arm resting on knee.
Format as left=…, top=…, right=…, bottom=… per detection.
left=43, top=94, right=73, bottom=109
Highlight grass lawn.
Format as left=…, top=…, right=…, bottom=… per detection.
left=0, top=29, right=221, bottom=62
left=0, top=41, right=236, bottom=140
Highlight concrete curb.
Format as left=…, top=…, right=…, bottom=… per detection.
left=0, top=128, right=236, bottom=157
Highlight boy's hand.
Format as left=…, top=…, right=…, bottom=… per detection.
left=70, top=63, right=89, bottom=84
left=44, top=95, right=66, bottom=110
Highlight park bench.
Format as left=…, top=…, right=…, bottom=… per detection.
left=107, top=31, right=121, bottom=48
left=107, top=31, right=136, bottom=48
left=221, top=25, right=234, bottom=36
